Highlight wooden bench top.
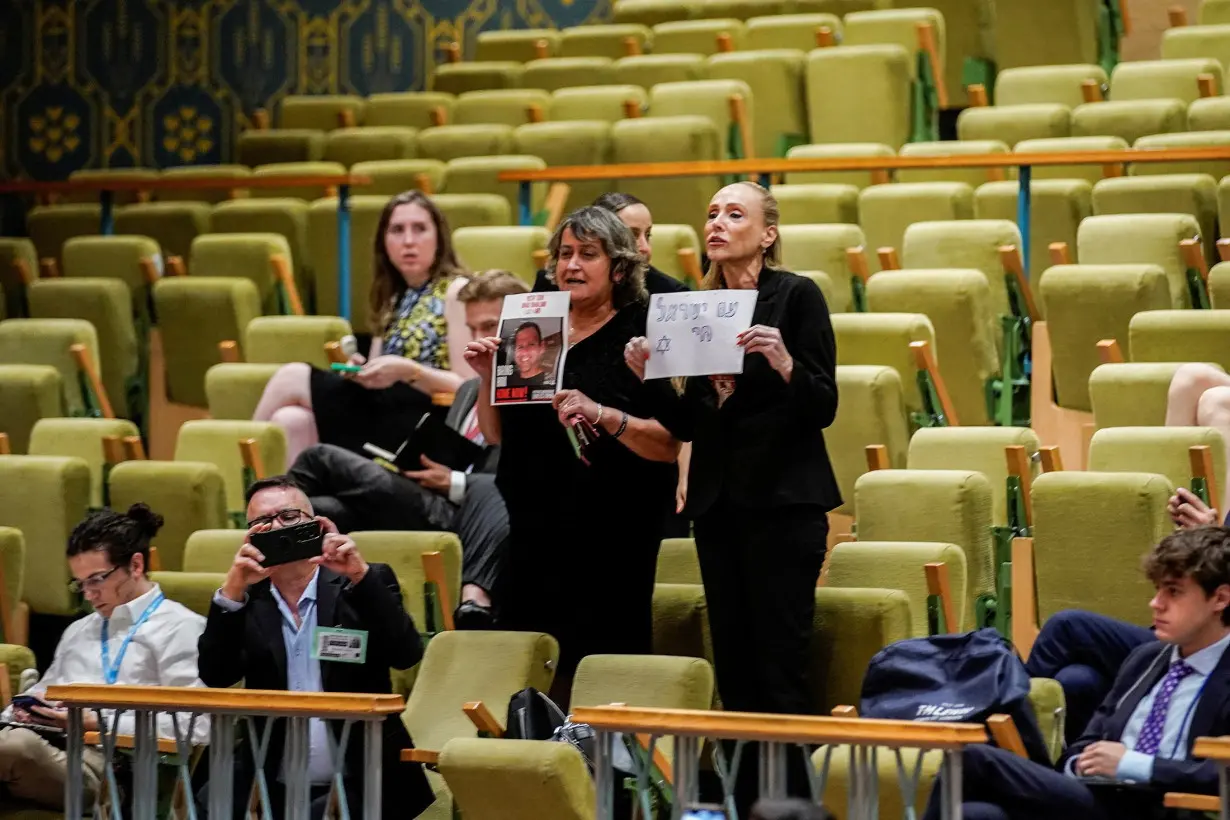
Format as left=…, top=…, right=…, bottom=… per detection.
left=46, top=684, right=404, bottom=718
left=0, top=174, right=371, bottom=195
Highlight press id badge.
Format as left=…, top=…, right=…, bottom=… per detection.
left=311, top=627, right=368, bottom=664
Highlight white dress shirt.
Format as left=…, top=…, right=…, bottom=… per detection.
left=1, top=584, right=210, bottom=744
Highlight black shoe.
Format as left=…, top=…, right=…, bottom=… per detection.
left=454, top=600, right=495, bottom=630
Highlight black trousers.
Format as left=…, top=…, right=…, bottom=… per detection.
left=1024, top=610, right=1155, bottom=743
left=694, top=503, right=828, bottom=813
left=290, top=443, right=508, bottom=595
left=922, top=743, right=1162, bottom=820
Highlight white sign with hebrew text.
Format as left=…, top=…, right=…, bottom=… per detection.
left=643, top=290, right=758, bottom=380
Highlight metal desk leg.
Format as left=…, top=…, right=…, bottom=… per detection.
left=100, top=190, right=115, bottom=235
left=364, top=719, right=383, bottom=820
left=65, top=707, right=84, bottom=819
left=1219, top=764, right=1229, bottom=820
left=518, top=181, right=533, bottom=226
left=1016, top=165, right=1032, bottom=277
left=337, top=184, right=351, bottom=322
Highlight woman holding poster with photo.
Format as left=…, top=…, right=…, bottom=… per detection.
left=625, top=181, right=840, bottom=811
left=464, top=206, right=685, bottom=705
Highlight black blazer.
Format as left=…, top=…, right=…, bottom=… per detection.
left=672, top=268, right=841, bottom=516
left=1058, top=639, right=1230, bottom=794
left=197, top=565, right=434, bottom=816
left=446, top=377, right=499, bottom=475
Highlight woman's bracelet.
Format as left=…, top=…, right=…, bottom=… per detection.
left=613, top=411, right=629, bottom=438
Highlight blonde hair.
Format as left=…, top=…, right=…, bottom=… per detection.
left=702, top=181, right=782, bottom=290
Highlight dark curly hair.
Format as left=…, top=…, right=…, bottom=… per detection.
left=66, top=503, right=164, bottom=570
left=1145, top=526, right=1230, bottom=624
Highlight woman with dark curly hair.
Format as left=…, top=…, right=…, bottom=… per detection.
left=464, top=206, right=685, bottom=703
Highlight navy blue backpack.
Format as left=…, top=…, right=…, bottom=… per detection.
left=859, top=628, right=1051, bottom=765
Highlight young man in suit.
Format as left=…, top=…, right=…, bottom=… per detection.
left=197, top=475, right=434, bottom=819
left=289, top=270, right=527, bottom=628
left=926, top=525, right=1230, bottom=820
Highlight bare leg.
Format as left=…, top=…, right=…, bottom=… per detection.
left=253, top=362, right=313, bottom=421
left=1166, top=363, right=1230, bottom=426
left=271, top=405, right=319, bottom=465
left=1196, top=385, right=1230, bottom=518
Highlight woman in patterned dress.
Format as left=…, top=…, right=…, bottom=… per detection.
left=254, top=191, right=474, bottom=462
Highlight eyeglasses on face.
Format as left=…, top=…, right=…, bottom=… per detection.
left=69, top=565, right=123, bottom=595
left=246, top=508, right=311, bottom=529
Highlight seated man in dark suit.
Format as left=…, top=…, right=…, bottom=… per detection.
left=926, top=525, right=1230, bottom=820
left=197, top=475, right=434, bottom=819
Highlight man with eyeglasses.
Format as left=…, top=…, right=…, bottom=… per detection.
left=196, top=474, right=434, bottom=819
left=0, top=504, right=208, bottom=810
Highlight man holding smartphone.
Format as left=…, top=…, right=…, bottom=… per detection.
left=197, top=475, right=433, bottom=819
left=0, top=504, right=208, bottom=810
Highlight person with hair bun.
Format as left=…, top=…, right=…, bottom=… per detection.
left=0, top=504, right=209, bottom=810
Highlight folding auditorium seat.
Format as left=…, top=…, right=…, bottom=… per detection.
left=113, top=202, right=210, bottom=262
left=27, top=417, right=140, bottom=509
left=243, top=315, right=353, bottom=369
left=695, top=0, right=789, bottom=20
left=1214, top=259, right=1230, bottom=308
left=613, top=0, right=700, bottom=27
left=853, top=468, right=995, bottom=629
left=995, top=64, right=1109, bottom=108
left=205, top=362, right=281, bottom=420
left=1110, top=57, right=1224, bottom=104
left=147, top=570, right=223, bottom=616
left=349, top=531, right=462, bottom=629
left=651, top=19, right=747, bottom=54
left=64, top=169, right=158, bottom=205
left=209, top=198, right=311, bottom=298
left=745, top=13, right=841, bottom=52
left=1088, top=426, right=1227, bottom=497
left=809, top=586, right=914, bottom=716
left=1161, top=23, right=1230, bottom=71
left=0, top=527, right=27, bottom=645
left=0, top=239, right=36, bottom=321
left=1037, top=263, right=1172, bottom=413
left=514, top=121, right=612, bottom=212
left=778, top=224, right=867, bottom=307
left=782, top=143, right=895, bottom=188
left=417, top=124, right=516, bottom=163
left=907, top=426, right=1042, bottom=527
left=831, top=312, right=937, bottom=422
left=899, top=219, right=1023, bottom=318
left=521, top=57, right=617, bottom=92
left=475, top=29, right=561, bottom=62
left=235, top=129, right=325, bottom=167
left=432, top=194, right=513, bottom=231
left=1077, top=213, right=1202, bottom=308
left=441, top=155, right=548, bottom=222
left=174, top=420, right=288, bottom=520
left=974, top=179, right=1092, bottom=277
left=806, top=45, right=912, bottom=147
left=306, top=195, right=387, bottom=319
left=452, top=227, right=552, bottom=286
left=611, top=116, right=722, bottom=235
left=27, top=279, right=141, bottom=425
left=866, top=269, right=1000, bottom=426
left=656, top=538, right=700, bottom=585
left=652, top=581, right=710, bottom=665
left=991, top=0, right=1108, bottom=74
left=1090, top=362, right=1217, bottom=428
left=1014, top=135, right=1127, bottom=184
left=26, top=204, right=102, bottom=265
left=956, top=103, right=1071, bottom=147
left=1131, top=310, right=1230, bottom=373
left=1189, top=95, right=1230, bottom=130
left=560, top=24, right=653, bottom=59
left=0, top=366, right=60, bottom=454
left=771, top=183, right=859, bottom=225
left=61, top=235, right=160, bottom=326
left=452, top=89, right=552, bottom=127
left=107, top=459, right=229, bottom=571
left=159, top=164, right=252, bottom=204
left=248, top=161, right=348, bottom=200
left=280, top=94, right=366, bottom=130
left=707, top=50, right=808, bottom=157
left=0, top=318, right=104, bottom=418
left=1091, top=173, right=1219, bottom=263
left=321, top=126, right=418, bottom=167
left=0, top=454, right=90, bottom=617
left=826, top=364, right=911, bottom=515
left=1072, top=101, right=1188, bottom=145
left=898, top=140, right=1012, bottom=188
left=1132, top=131, right=1230, bottom=179
left=432, top=62, right=525, bottom=96
left=364, top=92, right=456, bottom=129
left=804, top=270, right=846, bottom=312
left=1205, top=0, right=1230, bottom=25
left=183, top=529, right=246, bottom=572
left=351, top=159, right=448, bottom=197
left=648, top=79, right=755, bottom=159
left=190, top=233, right=297, bottom=316
left=858, top=182, right=975, bottom=271
left=843, top=8, right=946, bottom=92
left=647, top=224, right=702, bottom=286
left=613, top=53, right=710, bottom=88
left=153, top=277, right=261, bottom=408
left=550, top=85, right=648, bottom=122
left=825, top=541, right=968, bottom=637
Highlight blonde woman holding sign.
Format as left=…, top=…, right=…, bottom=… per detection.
left=626, top=181, right=840, bottom=810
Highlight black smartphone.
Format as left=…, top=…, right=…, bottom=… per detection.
left=9, top=694, right=51, bottom=712
left=250, top=520, right=324, bottom=568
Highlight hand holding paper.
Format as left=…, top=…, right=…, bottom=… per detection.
left=738, top=324, right=794, bottom=382
left=643, top=290, right=758, bottom=380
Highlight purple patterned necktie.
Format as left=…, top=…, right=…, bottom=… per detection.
left=1134, top=660, right=1196, bottom=755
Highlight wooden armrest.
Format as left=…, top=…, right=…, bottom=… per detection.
left=413, top=172, right=435, bottom=195
left=1191, top=445, right=1221, bottom=519
left=715, top=32, right=734, bottom=53
left=1198, top=73, right=1219, bottom=99
left=986, top=714, right=1027, bottom=758
left=831, top=705, right=859, bottom=718
left=83, top=731, right=179, bottom=755
left=1118, top=0, right=1131, bottom=35
left=148, top=546, right=162, bottom=573
left=0, top=433, right=9, bottom=456
left=865, top=444, right=890, bottom=472
left=967, top=84, right=989, bottom=107
left=924, top=562, right=958, bottom=634
left=271, top=254, right=304, bottom=316
left=337, top=109, right=357, bottom=129
left=166, top=256, right=187, bottom=277
left=12, top=258, right=34, bottom=287
left=444, top=42, right=461, bottom=63
left=1080, top=80, right=1104, bottom=103
left=1005, top=445, right=1034, bottom=527
left=998, top=245, right=1040, bottom=321
left=534, top=39, right=550, bottom=60
left=421, top=551, right=455, bottom=631
left=0, top=663, right=10, bottom=709
left=324, top=341, right=346, bottom=365
left=122, top=436, right=147, bottom=461
left=218, top=340, right=241, bottom=364
left=845, top=247, right=872, bottom=285
left=429, top=106, right=448, bottom=128
left=622, top=36, right=643, bottom=57
left=251, top=109, right=271, bottom=130
left=1182, top=237, right=1210, bottom=283
left=526, top=103, right=546, bottom=124
left=39, top=258, right=59, bottom=278
left=910, top=340, right=960, bottom=426
left=1048, top=242, right=1071, bottom=265
left=542, top=183, right=571, bottom=233
left=1011, top=537, right=1039, bottom=659
left=0, top=561, right=13, bottom=649
left=636, top=733, right=674, bottom=784
left=1038, top=445, right=1064, bottom=473
left=1168, top=6, right=1189, bottom=27
left=727, top=94, right=754, bottom=160
left=622, top=99, right=643, bottom=119
left=1096, top=339, right=1124, bottom=364
left=239, top=438, right=267, bottom=481
left=102, top=435, right=126, bottom=465
left=815, top=26, right=836, bottom=47
left=401, top=748, right=440, bottom=765
left=677, top=248, right=704, bottom=289
left=876, top=247, right=901, bottom=271
left=915, top=21, right=948, bottom=109
left=70, top=343, right=115, bottom=419
left=462, top=701, right=505, bottom=737
left=1164, top=792, right=1219, bottom=811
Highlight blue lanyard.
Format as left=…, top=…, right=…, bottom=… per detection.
left=100, top=592, right=164, bottom=685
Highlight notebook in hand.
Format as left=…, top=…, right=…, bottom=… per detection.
left=363, top=411, right=484, bottom=474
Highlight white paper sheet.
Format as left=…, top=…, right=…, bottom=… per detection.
left=643, top=289, right=758, bottom=380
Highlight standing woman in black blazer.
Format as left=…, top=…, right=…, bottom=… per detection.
left=627, top=181, right=841, bottom=802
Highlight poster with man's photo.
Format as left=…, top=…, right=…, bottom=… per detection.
left=492, top=291, right=570, bottom=405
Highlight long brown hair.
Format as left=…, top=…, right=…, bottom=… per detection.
left=702, top=181, right=782, bottom=290
left=369, top=190, right=466, bottom=333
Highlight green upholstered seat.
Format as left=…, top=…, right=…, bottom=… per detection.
left=236, top=129, right=325, bottom=167
left=108, top=460, right=229, bottom=571
left=1161, top=24, right=1230, bottom=73
left=26, top=204, right=102, bottom=266
left=204, top=363, right=281, bottom=420
left=560, top=24, right=653, bottom=59
left=995, top=64, right=1108, bottom=108
left=475, top=29, right=561, bottom=62
left=1071, top=99, right=1187, bottom=144
left=902, top=219, right=1023, bottom=317
left=1132, top=131, right=1230, bottom=180
left=843, top=7, right=946, bottom=82
left=826, top=540, right=968, bottom=636
left=647, top=224, right=701, bottom=286
left=364, top=92, right=456, bottom=129
left=208, top=199, right=311, bottom=300
left=114, top=202, right=209, bottom=262
left=322, top=127, right=418, bottom=167
left=858, top=183, right=975, bottom=271
left=244, top=315, right=352, bottom=368
left=349, top=530, right=462, bottom=629
left=1015, top=135, right=1128, bottom=184
left=1092, top=173, right=1219, bottom=264
left=1089, top=426, right=1227, bottom=499
left=656, top=538, right=700, bottom=586
left=65, top=169, right=158, bottom=206
left=522, top=58, right=616, bottom=92
left=1077, top=213, right=1202, bottom=309
left=810, top=587, right=913, bottom=713
left=0, top=640, right=35, bottom=698
left=708, top=51, right=808, bottom=159
left=898, top=140, right=1013, bottom=188
left=613, top=54, right=710, bottom=88
left=0, top=527, right=24, bottom=643
left=550, top=85, right=648, bottom=122
left=907, top=426, right=1042, bottom=527
left=652, top=19, right=746, bottom=54
left=649, top=79, right=755, bottom=160
left=771, top=184, right=860, bottom=225
left=0, top=239, right=38, bottom=320
left=439, top=738, right=593, bottom=820
left=831, top=312, right=936, bottom=418
left=828, top=365, right=910, bottom=515
left=613, top=0, right=699, bottom=26
left=442, top=155, right=547, bottom=220
left=0, top=318, right=101, bottom=415
left=190, top=233, right=292, bottom=316
left=1090, top=362, right=1214, bottom=428
left=805, top=45, right=911, bottom=148
left=974, top=179, right=1092, bottom=278
left=0, top=366, right=61, bottom=454
left=28, top=417, right=140, bottom=509
left=150, top=570, right=226, bottom=617
left=1131, top=310, right=1230, bottom=374
left=183, top=529, right=247, bottom=572
left=611, top=116, right=722, bottom=237
left=351, top=159, right=448, bottom=197
left=991, top=0, right=1102, bottom=73
left=174, top=419, right=288, bottom=513
left=957, top=104, right=1071, bottom=147
left=280, top=95, right=366, bottom=130
left=453, top=227, right=550, bottom=287
left=417, top=124, right=516, bottom=163
left=454, top=89, right=553, bottom=128
left=514, top=121, right=612, bottom=213
left=61, top=234, right=161, bottom=326
left=778, top=224, right=867, bottom=303
left=249, top=161, right=347, bottom=200
left=159, top=165, right=252, bottom=204
left=1110, top=58, right=1223, bottom=103
left=306, top=195, right=388, bottom=322
left=431, top=194, right=513, bottom=231
left=747, top=12, right=841, bottom=51
left=1188, top=96, right=1230, bottom=130
left=652, top=583, right=712, bottom=674
left=784, top=143, right=896, bottom=189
